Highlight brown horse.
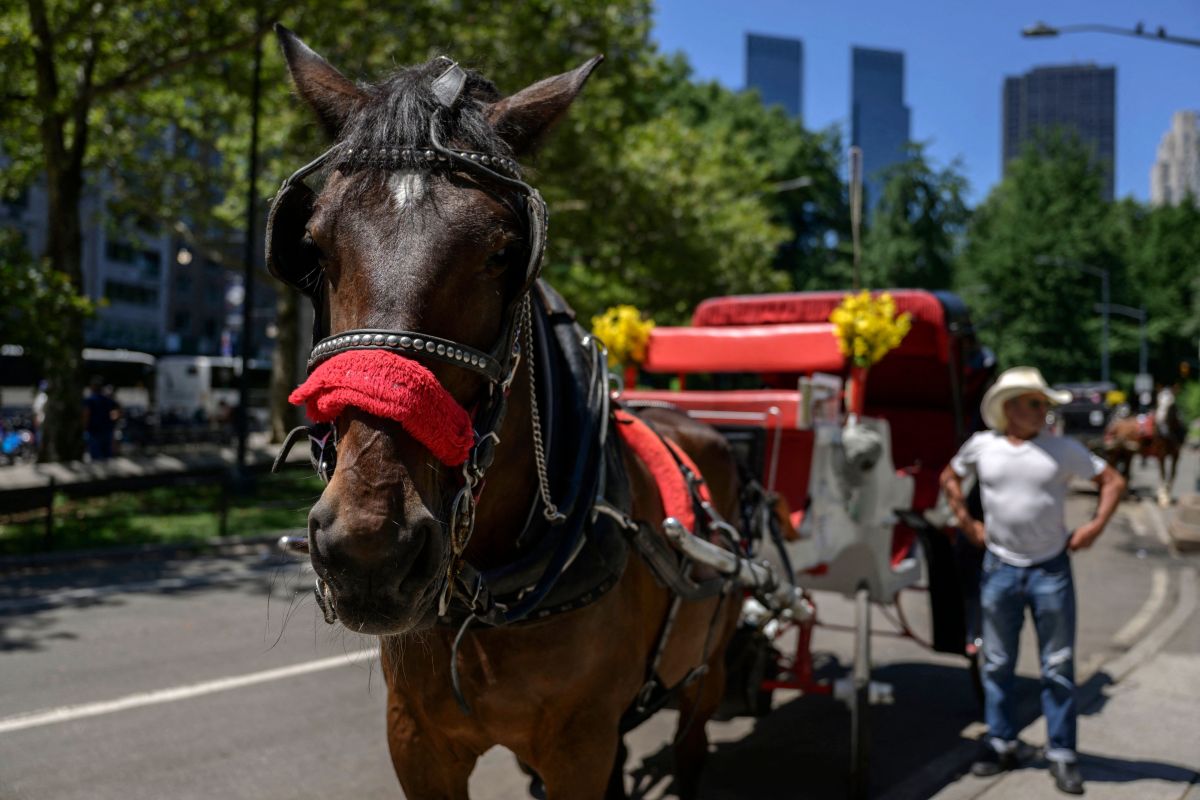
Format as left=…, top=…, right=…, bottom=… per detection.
left=1103, top=409, right=1184, bottom=506
left=271, top=27, right=741, bottom=799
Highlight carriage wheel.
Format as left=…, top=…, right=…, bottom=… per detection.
left=849, top=583, right=872, bottom=800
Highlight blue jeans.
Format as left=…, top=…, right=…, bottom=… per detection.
left=980, top=549, right=1077, bottom=762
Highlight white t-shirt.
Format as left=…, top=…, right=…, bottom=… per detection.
left=950, top=431, right=1107, bottom=567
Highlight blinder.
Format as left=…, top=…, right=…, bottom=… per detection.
left=265, top=146, right=339, bottom=296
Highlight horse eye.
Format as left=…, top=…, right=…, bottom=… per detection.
left=485, top=246, right=509, bottom=273
left=303, top=230, right=325, bottom=260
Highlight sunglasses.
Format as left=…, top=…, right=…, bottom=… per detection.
left=1012, top=396, right=1050, bottom=411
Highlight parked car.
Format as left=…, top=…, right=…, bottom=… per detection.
left=1049, top=381, right=1116, bottom=445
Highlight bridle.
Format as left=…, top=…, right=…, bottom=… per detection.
left=270, top=59, right=555, bottom=617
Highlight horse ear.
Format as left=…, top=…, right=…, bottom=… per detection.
left=275, top=24, right=367, bottom=137
left=487, top=55, right=604, bottom=156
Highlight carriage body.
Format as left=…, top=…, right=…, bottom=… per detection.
left=623, top=289, right=991, bottom=605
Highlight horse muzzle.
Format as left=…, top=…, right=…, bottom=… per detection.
left=306, top=498, right=448, bottom=634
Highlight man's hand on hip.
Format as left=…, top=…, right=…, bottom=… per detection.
left=964, top=520, right=987, bottom=548
left=1068, top=520, right=1104, bottom=551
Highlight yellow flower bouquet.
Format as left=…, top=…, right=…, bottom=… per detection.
left=591, top=305, right=655, bottom=370
left=829, top=291, right=912, bottom=369
left=830, top=291, right=912, bottom=416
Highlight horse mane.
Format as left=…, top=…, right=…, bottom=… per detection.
left=336, top=59, right=513, bottom=168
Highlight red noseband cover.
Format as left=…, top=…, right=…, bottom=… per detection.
left=289, top=350, right=474, bottom=466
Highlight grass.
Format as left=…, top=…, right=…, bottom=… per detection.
left=0, top=472, right=326, bottom=556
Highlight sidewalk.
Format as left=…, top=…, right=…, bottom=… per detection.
left=931, top=560, right=1200, bottom=800
left=933, top=649, right=1200, bottom=799
left=0, top=432, right=306, bottom=497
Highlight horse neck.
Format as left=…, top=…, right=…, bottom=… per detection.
left=464, top=351, right=537, bottom=569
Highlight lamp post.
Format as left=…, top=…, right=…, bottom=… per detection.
left=1097, top=303, right=1149, bottom=376
left=1035, top=256, right=1111, bottom=383
left=1022, top=21, right=1200, bottom=49
left=236, top=10, right=266, bottom=477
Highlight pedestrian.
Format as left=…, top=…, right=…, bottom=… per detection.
left=939, top=366, right=1126, bottom=795
left=31, top=379, right=48, bottom=448
left=1155, top=381, right=1182, bottom=441
left=82, top=376, right=120, bottom=461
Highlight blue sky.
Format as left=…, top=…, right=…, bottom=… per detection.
left=651, top=0, right=1200, bottom=204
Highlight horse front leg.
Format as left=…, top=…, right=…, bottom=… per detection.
left=525, top=712, right=622, bottom=800
left=671, top=656, right=728, bottom=800
left=1157, top=453, right=1171, bottom=507
left=385, top=691, right=479, bottom=800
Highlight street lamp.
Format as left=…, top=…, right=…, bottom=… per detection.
left=1035, top=255, right=1111, bottom=383
left=1097, top=302, right=1149, bottom=376
left=1021, top=21, right=1200, bottom=49
left=768, top=176, right=814, bottom=194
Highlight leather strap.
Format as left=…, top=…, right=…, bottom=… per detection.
left=308, top=328, right=504, bottom=383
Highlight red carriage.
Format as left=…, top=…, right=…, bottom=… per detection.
left=621, top=289, right=993, bottom=792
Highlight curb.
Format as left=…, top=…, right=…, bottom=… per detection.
left=880, top=544, right=1196, bottom=800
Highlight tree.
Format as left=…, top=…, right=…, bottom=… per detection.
left=1, top=1, right=271, bottom=461
left=1111, top=198, right=1200, bottom=382
left=661, top=78, right=850, bottom=294
left=0, top=228, right=94, bottom=369
left=860, top=143, right=970, bottom=290
left=958, top=131, right=1115, bottom=380
left=3, top=0, right=854, bottom=457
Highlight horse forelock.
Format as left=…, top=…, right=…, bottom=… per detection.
left=335, top=59, right=511, bottom=173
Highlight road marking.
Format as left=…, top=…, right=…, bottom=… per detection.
left=1105, top=565, right=1198, bottom=683
left=0, top=648, right=378, bottom=735
left=1127, top=508, right=1149, bottom=538
left=1112, top=567, right=1170, bottom=649
left=1140, top=503, right=1176, bottom=551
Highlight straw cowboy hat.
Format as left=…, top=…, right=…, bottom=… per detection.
left=981, top=366, right=1072, bottom=431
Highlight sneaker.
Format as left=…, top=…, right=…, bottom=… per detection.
left=1049, top=760, right=1085, bottom=795
left=969, top=744, right=1020, bottom=777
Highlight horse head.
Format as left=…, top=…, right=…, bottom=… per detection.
left=270, top=25, right=600, bottom=634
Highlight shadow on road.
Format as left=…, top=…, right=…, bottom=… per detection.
left=0, top=554, right=308, bottom=653
left=625, top=659, right=1031, bottom=799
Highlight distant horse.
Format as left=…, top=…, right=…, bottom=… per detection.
left=268, top=26, right=741, bottom=799
left=1103, top=406, right=1184, bottom=506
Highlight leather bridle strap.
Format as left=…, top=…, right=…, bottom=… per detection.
left=308, top=329, right=505, bottom=382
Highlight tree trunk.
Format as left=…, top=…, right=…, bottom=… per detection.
left=270, top=285, right=300, bottom=442
left=38, top=171, right=86, bottom=463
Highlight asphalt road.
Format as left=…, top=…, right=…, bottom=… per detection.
left=0, top=454, right=1194, bottom=799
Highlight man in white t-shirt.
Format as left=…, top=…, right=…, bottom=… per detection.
left=940, top=366, right=1125, bottom=795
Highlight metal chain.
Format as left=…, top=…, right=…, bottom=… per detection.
left=523, top=298, right=567, bottom=523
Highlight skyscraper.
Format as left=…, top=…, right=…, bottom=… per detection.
left=746, top=33, right=803, bottom=119
left=1003, top=65, right=1116, bottom=200
left=850, top=47, right=911, bottom=211
left=1150, top=110, right=1200, bottom=207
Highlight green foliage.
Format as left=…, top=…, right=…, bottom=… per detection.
left=1108, top=198, right=1200, bottom=383
left=861, top=143, right=970, bottom=290
left=548, top=86, right=802, bottom=321
left=0, top=472, right=323, bottom=555
left=0, top=228, right=94, bottom=363
left=956, top=131, right=1115, bottom=381
left=661, top=79, right=850, bottom=293
left=1179, top=381, right=1200, bottom=424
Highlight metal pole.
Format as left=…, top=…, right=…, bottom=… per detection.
left=1139, top=312, right=1148, bottom=376
left=1022, top=21, right=1200, bottom=49
left=849, top=146, right=863, bottom=291
left=236, top=15, right=264, bottom=476
left=1100, top=269, right=1110, bottom=384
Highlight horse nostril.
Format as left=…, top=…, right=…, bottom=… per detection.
left=308, top=499, right=335, bottom=558
left=406, top=514, right=440, bottom=549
